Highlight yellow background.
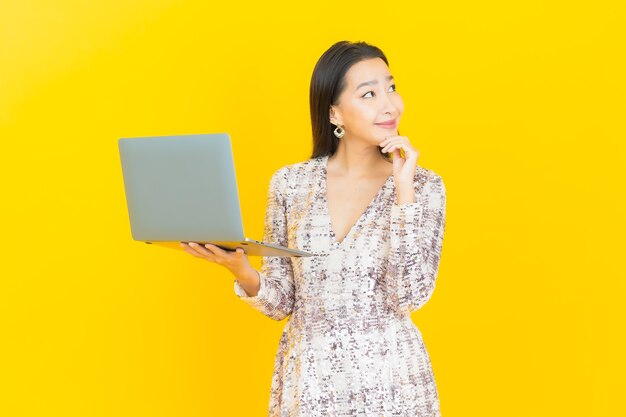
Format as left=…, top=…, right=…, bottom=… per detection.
left=1, top=0, right=624, bottom=415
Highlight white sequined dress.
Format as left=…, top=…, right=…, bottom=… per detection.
left=234, top=155, right=447, bottom=416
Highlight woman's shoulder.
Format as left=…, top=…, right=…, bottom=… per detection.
left=278, top=156, right=322, bottom=174
left=414, top=164, right=444, bottom=193
left=269, top=156, right=323, bottom=189
left=413, top=165, right=445, bottom=200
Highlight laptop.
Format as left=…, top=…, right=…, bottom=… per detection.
left=118, top=133, right=313, bottom=257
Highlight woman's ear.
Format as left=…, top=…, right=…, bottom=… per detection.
left=329, top=106, right=342, bottom=126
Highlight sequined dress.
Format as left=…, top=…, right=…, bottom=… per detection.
left=234, top=155, right=447, bottom=416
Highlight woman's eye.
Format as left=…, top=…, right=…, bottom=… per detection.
left=362, top=84, right=396, bottom=98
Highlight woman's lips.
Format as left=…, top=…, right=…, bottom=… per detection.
left=375, top=119, right=397, bottom=129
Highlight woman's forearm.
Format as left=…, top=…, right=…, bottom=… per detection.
left=395, top=183, right=417, bottom=205
left=233, top=267, right=261, bottom=297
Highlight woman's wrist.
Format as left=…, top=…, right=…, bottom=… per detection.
left=395, top=184, right=416, bottom=205
left=233, top=267, right=261, bottom=297
left=232, top=266, right=260, bottom=286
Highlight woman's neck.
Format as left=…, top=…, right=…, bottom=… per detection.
left=328, top=139, right=391, bottom=179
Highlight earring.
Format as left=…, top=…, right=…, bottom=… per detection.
left=333, top=125, right=345, bottom=139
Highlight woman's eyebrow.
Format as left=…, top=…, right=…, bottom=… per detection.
left=355, top=75, right=394, bottom=91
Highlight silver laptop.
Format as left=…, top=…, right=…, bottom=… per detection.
left=118, top=133, right=312, bottom=257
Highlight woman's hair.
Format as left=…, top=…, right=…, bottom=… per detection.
left=309, top=40, right=398, bottom=159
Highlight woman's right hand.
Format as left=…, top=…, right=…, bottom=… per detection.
left=180, top=242, right=253, bottom=277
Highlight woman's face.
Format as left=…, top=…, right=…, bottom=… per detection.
left=330, top=57, right=404, bottom=146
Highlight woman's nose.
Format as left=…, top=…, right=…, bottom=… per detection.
left=379, top=90, right=398, bottom=112
left=381, top=98, right=398, bottom=116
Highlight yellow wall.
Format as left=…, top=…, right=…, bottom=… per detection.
left=1, top=1, right=624, bottom=415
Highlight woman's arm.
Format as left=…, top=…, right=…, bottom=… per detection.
left=384, top=172, right=447, bottom=315
left=233, top=167, right=296, bottom=321
left=232, top=267, right=261, bottom=297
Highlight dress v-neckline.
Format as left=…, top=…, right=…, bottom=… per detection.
left=321, top=155, right=393, bottom=248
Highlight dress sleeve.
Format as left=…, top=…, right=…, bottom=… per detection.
left=384, top=172, right=447, bottom=315
left=233, top=168, right=296, bottom=321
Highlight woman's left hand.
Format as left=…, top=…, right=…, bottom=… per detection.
left=379, top=135, right=420, bottom=187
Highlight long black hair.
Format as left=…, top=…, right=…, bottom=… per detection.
left=309, top=40, right=398, bottom=159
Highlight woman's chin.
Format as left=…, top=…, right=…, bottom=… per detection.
left=376, top=130, right=398, bottom=142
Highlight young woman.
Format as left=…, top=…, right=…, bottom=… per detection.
left=181, top=40, right=447, bottom=416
